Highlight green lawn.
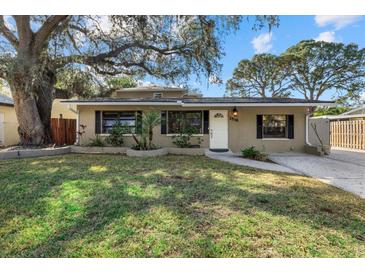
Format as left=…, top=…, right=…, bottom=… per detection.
left=0, top=154, right=364, bottom=257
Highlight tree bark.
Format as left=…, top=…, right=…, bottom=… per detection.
left=7, top=62, right=55, bottom=146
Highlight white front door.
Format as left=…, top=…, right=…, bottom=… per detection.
left=0, top=113, right=4, bottom=145
left=209, top=110, right=228, bottom=149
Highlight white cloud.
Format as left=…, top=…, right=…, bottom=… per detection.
left=315, top=15, right=362, bottom=30
left=315, top=31, right=337, bottom=42
left=251, top=32, right=273, bottom=54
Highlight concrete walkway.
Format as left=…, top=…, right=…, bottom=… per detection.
left=205, top=150, right=298, bottom=174
left=269, top=150, right=365, bottom=199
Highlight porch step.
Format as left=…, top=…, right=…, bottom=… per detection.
left=209, top=148, right=230, bottom=153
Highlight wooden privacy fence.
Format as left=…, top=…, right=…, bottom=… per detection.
left=51, top=118, right=76, bottom=146
left=330, top=120, right=365, bottom=150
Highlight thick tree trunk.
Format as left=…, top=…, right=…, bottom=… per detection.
left=8, top=64, right=55, bottom=146
left=34, top=70, right=56, bottom=144
left=10, top=87, right=45, bottom=145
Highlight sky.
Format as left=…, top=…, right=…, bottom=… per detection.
left=148, top=15, right=365, bottom=100
left=1, top=15, right=365, bottom=101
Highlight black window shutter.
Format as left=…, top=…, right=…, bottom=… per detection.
left=161, top=111, right=167, bottom=134
left=95, top=111, right=101, bottom=134
left=203, top=110, right=209, bottom=134
left=256, top=115, right=263, bottom=139
left=287, top=115, right=294, bottom=139
left=136, top=111, right=142, bottom=134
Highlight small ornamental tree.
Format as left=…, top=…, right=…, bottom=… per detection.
left=132, top=111, right=160, bottom=150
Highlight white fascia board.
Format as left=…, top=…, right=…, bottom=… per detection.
left=61, top=101, right=334, bottom=107
left=181, top=103, right=335, bottom=107
left=60, top=101, right=181, bottom=106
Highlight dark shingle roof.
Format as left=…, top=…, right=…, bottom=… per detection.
left=182, top=97, right=333, bottom=104
left=0, top=94, right=14, bottom=106
left=62, top=96, right=333, bottom=105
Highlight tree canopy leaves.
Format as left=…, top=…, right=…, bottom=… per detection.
left=227, top=40, right=365, bottom=105
left=226, top=53, right=292, bottom=98
left=282, top=40, right=365, bottom=102
left=0, top=16, right=278, bottom=86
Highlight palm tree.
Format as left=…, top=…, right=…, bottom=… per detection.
left=132, top=111, right=160, bottom=150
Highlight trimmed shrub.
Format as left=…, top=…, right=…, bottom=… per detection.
left=241, top=146, right=267, bottom=161
left=106, top=122, right=127, bottom=146
left=88, top=135, right=105, bottom=147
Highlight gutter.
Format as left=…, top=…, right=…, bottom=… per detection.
left=305, top=112, right=313, bottom=147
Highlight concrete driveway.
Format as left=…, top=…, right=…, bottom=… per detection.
left=269, top=148, right=365, bottom=199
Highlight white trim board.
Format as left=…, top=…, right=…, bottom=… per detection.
left=61, top=101, right=334, bottom=107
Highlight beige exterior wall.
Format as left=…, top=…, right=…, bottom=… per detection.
left=229, top=106, right=307, bottom=153
left=78, top=105, right=209, bottom=148
left=1, top=105, right=19, bottom=146
left=308, top=117, right=330, bottom=147
left=77, top=105, right=308, bottom=153
left=51, top=99, right=77, bottom=119
left=0, top=99, right=76, bottom=147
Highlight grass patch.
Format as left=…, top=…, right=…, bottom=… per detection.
left=0, top=154, right=364, bottom=257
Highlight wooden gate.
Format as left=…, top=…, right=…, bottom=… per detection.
left=51, top=118, right=76, bottom=146
left=330, top=120, right=365, bottom=150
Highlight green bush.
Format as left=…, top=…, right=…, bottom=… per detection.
left=106, top=122, right=127, bottom=146
left=241, top=146, right=267, bottom=161
left=172, top=126, right=202, bottom=148
left=88, top=135, right=105, bottom=147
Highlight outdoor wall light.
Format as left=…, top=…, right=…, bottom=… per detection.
left=232, top=107, right=238, bottom=117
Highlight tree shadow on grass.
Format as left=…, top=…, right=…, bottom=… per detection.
left=1, top=154, right=365, bottom=257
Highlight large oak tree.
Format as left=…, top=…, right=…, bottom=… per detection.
left=282, top=40, right=365, bottom=103
left=226, top=53, right=292, bottom=98
left=0, top=15, right=278, bottom=145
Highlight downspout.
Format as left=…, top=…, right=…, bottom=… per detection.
left=67, top=104, right=80, bottom=145
left=305, top=111, right=313, bottom=146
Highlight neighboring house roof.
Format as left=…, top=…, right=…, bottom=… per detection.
left=115, top=86, right=202, bottom=97
left=61, top=97, right=334, bottom=107
left=340, top=105, right=365, bottom=116
left=0, top=94, right=14, bottom=107
left=118, top=86, right=188, bottom=92
left=317, top=113, right=365, bottom=120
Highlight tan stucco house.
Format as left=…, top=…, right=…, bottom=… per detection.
left=62, top=86, right=333, bottom=153
left=0, top=95, right=77, bottom=147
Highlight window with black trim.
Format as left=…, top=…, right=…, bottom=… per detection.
left=102, top=111, right=137, bottom=134
left=167, top=111, right=203, bottom=134
left=153, top=92, right=163, bottom=98
left=262, top=115, right=288, bottom=138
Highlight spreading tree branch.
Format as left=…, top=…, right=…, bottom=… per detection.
left=0, top=16, right=18, bottom=48
left=13, top=16, right=33, bottom=51
left=33, top=15, right=69, bottom=54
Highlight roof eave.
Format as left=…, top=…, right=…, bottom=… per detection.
left=0, top=102, right=14, bottom=107
left=61, top=101, right=334, bottom=107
